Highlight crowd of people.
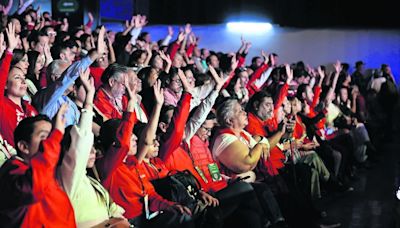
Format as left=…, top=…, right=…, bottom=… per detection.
left=0, top=2, right=398, bottom=228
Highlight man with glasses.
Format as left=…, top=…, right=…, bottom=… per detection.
left=93, top=63, right=129, bottom=120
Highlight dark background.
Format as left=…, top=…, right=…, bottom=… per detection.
left=141, top=0, right=400, bottom=28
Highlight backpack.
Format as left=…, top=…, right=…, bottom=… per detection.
left=151, top=170, right=203, bottom=212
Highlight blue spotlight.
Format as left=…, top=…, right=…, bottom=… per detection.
left=226, top=22, right=273, bottom=34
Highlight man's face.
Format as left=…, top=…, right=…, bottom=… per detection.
left=20, top=120, right=52, bottom=159
left=61, top=48, right=76, bottom=64
left=110, top=74, right=127, bottom=99
left=34, top=35, right=49, bottom=54
left=256, top=97, right=274, bottom=120
left=128, top=70, right=142, bottom=93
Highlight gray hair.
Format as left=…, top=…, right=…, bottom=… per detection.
left=216, top=99, right=239, bottom=128
left=101, top=63, right=128, bottom=85
left=46, top=59, right=69, bottom=83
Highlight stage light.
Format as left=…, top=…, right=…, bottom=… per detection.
left=226, top=22, right=273, bottom=34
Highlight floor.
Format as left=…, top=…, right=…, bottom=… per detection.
left=322, top=141, right=400, bottom=228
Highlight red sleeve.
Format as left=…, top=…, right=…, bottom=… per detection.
left=311, top=86, right=322, bottom=109
left=168, top=41, right=181, bottom=62
left=99, top=112, right=137, bottom=180
left=247, top=64, right=268, bottom=89
left=237, top=55, right=246, bottom=68
left=0, top=52, right=13, bottom=101
left=274, top=83, right=289, bottom=110
left=30, top=129, right=63, bottom=199
left=246, top=63, right=269, bottom=97
left=222, top=71, right=235, bottom=90
left=186, top=44, right=195, bottom=58
left=159, top=93, right=192, bottom=161
left=85, top=20, right=93, bottom=29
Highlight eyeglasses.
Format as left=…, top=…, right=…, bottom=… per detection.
left=201, top=126, right=213, bottom=133
left=171, top=78, right=182, bottom=84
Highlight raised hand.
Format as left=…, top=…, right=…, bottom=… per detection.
left=230, top=54, right=238, bottom=71
left=177, top=32, right=185, bottom=43
left=241, top=35, right=245, bottom=46
left=333, top=60, right=342, bottom=73
left=261, top=50, right=269, bottom=65
left=125, top=75, right=137, bottom=105
left=153, top=80, right=164, bottom=105
left=168, top=26, right=174, bottom=36
left=269, top=53, right=275, bottom=66
left=97, top=26, right=106, bottom=57
left=307, top=64, right=316, bottom=77
left=55, top=103, right=69, bottom=134
left=285, top=63, right=293, bottom=84
left=5, top=22, right=19, bottom=52
left=178, top=68, right=193, bottom=94
left=159, top=51, right=171, bottom=65
left=61, top=18, right=69, bottom=32
left=317, top=66, right=325, bottom=79
left=88, top=12, right=94, bottom=22
left=209, top=65, right=225, bottom=91
left=79, top=68, right=95, bottom=94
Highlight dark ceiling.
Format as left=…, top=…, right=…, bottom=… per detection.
left=145, top=0, right=400, bottom=28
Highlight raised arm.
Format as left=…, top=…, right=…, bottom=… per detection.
left=185, top=66, right=225, bottom=142
left=136, top=80, right=163, bottom=163
left=325, top=61, right=342, bottom=105
left=0, top=24, right=18, bottom=100
left=159, top=69, right=192, bottom=161
left=59, top=69, right=95, bottom=198
left=98, top=78, right=137, bottom=180
left=247, top=51, right=270, bottom=96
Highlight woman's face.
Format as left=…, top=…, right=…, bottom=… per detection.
left=86, top=147, right=97, bottom=168
left=230, top=101, right=248, bottom=128
left=138, top=52, right=147, bottom=65
left=152, top=55, right=163, bottom=70
left=145, top=138, right=160, bottom=159
left=185, top=69, right=195, bottom=87
left=15, top=54, right=29, bottom=74
left=7, top=67, right=27, bottom=97
left=128, top=134, right=138, bottom=156
left=339, top=88, right=348, bottom=102
left=238, top=71, right=249, bottom=88
left=35, top=54, right=45, bottom=74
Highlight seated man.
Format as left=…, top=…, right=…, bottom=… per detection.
left=0, top=104, right=76, bottom=227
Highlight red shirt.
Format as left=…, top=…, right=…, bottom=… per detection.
left=140, top=157, right=170, bottom=181
left=0, top=52, right=38, bottom=147
left=246, top=112, right=285, bottom=176
left=158, top=92, right=210, bottom=191
left=190, top=135, right=228, bottom=192
left=247, top=63, right=269, bottom=97
left=90, top=67, right=105, bottom=90
left=0, top=130, right=76, bottom=227
left=94, top=87, right=128, bottom=120
left=97, top=112, right=174, bottom=219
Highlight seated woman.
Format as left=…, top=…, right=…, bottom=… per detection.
left=95, top=79, right=193, bottom=228
left=58, top=70, right=129, bottom=227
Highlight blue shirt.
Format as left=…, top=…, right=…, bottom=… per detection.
left=39, top=56, right=93, bottom=126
